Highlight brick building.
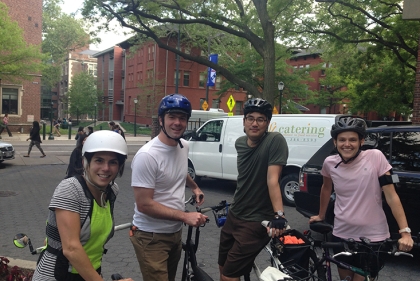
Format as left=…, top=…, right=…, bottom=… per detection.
left=1, top=0, right=43, bottom=133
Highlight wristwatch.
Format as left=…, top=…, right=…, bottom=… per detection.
left=275, top=210, right=285, bottom=217
left=399, top=227, right=411, bottom=234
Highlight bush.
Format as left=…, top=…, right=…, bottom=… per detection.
left=0, top=257, right=33, bottom=281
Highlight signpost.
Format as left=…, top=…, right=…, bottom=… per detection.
left=227, top=95, right=235, bottom=116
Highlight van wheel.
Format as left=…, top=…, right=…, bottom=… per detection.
left=188, top=162, right=201, bottom=184
left=280, top=174, right=299, bottom=206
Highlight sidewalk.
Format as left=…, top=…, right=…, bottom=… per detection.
left=0, top=133, right=151, bottom=144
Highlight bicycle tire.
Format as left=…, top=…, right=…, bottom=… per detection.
left=308, top=248, right=326, bottom=281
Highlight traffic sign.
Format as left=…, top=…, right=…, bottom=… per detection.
left=227, top=95, right=236, bottom=112
left=202, top=100, right=209, bottom=111
left=228, top=112, right=233, bottom=116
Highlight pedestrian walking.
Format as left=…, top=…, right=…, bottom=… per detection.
left=53, top=119, right=61, bottom=137
left=75, top=126, right=87, bottom=146
left=129, top=94, right=207, bottom=281
left=0, top=113, right=13, bottom=138
left=87, top=126, right=94, bottom=135
left=24, top=121, right=46, bottom=158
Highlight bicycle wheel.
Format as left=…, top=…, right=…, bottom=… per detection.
left=308, top=248, right=326, bottom=281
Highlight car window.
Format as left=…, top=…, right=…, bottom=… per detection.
left=390, top=131, right=420, bottom=172
left=196, top=120, right=223, bottom=142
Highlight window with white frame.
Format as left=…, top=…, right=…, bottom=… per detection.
left=199, top=73, right=205, bottom=88
left=1, top=88, right=19, bottom=115
left=183, top=72, right=190, bottom=86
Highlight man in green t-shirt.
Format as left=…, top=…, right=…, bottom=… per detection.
left=218, top=98, right=289, bottom=280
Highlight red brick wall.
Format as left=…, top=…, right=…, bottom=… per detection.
left=1, top=0, right=42, bottom=128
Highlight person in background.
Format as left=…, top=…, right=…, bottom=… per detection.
left=0, top=113, right=13, bottom=138
left=32, top=131, right=133, bottom=281
left=108, top=121, right=115, bottom=130
left=113, top=124, right=125, bottom=140
left=53, top=119, right=61, bottom=137
left=87, top=126, right=94, bottom=135
left=24, top=121, right=46, bottom=158
left=129, top=94, right=207, bottom=281
left=66, top=134, right=88, bottom=178
left=75, top=126, right=87, bottom=146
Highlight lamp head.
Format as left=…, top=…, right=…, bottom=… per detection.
left=278, top=82, right=285, bottom=91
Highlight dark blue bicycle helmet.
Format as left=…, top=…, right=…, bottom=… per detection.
left=158, top=93, right=192, bottom=119
left=243, top=98, right=273, bottom=120
left=331, top=116, right=367, bottom=139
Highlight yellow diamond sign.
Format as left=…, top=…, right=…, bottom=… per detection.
left=227, top=95, right=236, bottom=112
left=202, top=100, right=209, bottom=111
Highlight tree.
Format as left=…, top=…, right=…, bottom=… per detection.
left=42, top=0, right=94, bottom=89
left=287, top=0, right=420, bottom=116
left=81, top=0, right=314, bottom=106
left=67, top=72, right=102, bottom=118
left=0, top=2, right=44, bottom=83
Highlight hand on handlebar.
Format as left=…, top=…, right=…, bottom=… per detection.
left=183, top=212, right=208, bottom=227
left=267, top=216, right=288, bottom=238
left=398, top=235, right=414, bottom=252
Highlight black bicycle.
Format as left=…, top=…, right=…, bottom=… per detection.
left=181, top=195, right=230, bottom=281
left=305, top=221, right=413, bottom=281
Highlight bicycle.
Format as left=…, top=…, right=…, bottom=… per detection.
left=183, top=195, right=321, bottom=281
left=13, top=222, right=133, bottom=280
left=305, top=221, right=414, bottom=281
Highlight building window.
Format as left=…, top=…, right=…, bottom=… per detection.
left=321, top=63, right=327, bottom=76
left=199, top=73, right=205, bottom=88
left=215, top=76, right=221, bottom=89
left=1, top=88, right=19, bottom=114
left=88, top=64, right=97, bottom=77
left=183, top=72, right=190, bottom=86
left=174, top=71, right=180, bottom=85
left=235, top=101, right=243, bottom=115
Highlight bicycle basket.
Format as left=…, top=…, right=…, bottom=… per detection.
left=274, top=229, right=311, bottom=280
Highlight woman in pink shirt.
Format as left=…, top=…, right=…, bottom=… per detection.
left=310, top=116, right=413, bottom=281
left=0, top=113, right=13, bottom=138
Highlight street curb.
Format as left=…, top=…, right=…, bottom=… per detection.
left=6, top=257, right=36, bottom=270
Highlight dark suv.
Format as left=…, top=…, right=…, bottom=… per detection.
left=295, top=125, right=420, bottom=242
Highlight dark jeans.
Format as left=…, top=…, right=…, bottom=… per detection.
left=0, top=125, right=12, bottom=137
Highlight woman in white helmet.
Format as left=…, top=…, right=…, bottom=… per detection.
left=33, top=131, right=133, bottom=281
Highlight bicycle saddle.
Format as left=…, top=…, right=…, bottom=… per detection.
left=309, top=221, right=333, bottom=234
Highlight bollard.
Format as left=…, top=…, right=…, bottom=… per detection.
left=100, top=125, right=102, bottom=130
left=42, top=123, right=46, bottom=140
left=68, top=124, right=72, bottom=139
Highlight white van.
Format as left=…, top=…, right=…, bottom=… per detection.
left=187, top=114, right=340, bottom=206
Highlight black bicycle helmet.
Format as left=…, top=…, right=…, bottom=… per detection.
left=243, top=98, right=273, bottom=120
left=331, top=116, right=367, bottom=139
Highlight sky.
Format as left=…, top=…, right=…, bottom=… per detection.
left=60, top=0, right=131, bottom=51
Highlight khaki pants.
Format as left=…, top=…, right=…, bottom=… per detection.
left=130, top=229, right=182, bottom=281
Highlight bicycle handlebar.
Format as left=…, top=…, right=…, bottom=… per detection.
left=322, top=238, right=413, bottom=258
left=185, top=195, right=230, bottom=227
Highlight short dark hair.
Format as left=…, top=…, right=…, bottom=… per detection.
left=78, top=126, right=84, bottom=132
left=109, top=121, right=115, bottom=126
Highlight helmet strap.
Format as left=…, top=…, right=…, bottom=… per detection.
left=334, top=145, right=362, bottom=168
left=160, top=115, right=184, bottom=148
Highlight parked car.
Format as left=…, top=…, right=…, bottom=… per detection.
left=0, top=140, right=15, bottom=163
left=295, top=125, right=420, bottom=242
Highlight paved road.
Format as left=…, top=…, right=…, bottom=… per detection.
left=1, top=138, right=420, bottom=280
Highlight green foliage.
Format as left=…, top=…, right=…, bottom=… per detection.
left=80, top=0, right=314, bottom=105
left=287, top=0, right=420, bottom=116
left=67, top=72, right=102, bottom=117
left=0, top=2, right=45, bottom=82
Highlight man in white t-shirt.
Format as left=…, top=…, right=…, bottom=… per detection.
left=130, top=94, right=207, bottom=281
left=310, top=116, right=413, bottom=281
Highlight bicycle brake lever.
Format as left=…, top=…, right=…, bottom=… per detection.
left=393, top=251, right=413, bottom=257
left=333, top=251, right=354, bottom=258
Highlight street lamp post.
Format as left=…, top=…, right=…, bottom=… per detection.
left=76, top=107, right=79, bottom=126
left=48, top=102, right=54, bottom=140
left=278, top=81, right=285, bottom=114
left=94, top=102, right=97, bottom=127
left=134, top=98, right=138, bottom=137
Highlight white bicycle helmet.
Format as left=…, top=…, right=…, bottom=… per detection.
left=82, top=130, right=127, bottom=157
